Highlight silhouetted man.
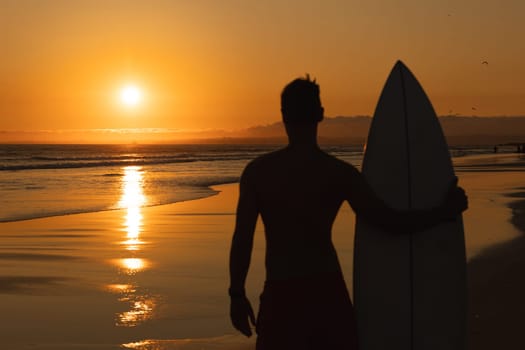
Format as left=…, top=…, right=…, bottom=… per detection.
left=229, top=76, right=468, bottom=349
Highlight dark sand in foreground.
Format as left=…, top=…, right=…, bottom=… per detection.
left=468, top=188, right=525, bottom=350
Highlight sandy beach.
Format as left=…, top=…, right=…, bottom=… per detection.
left=467, top=187, right=525, bottom=349
left=0, top=153, right=524, bottom=349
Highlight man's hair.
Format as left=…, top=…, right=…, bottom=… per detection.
left=280, top=75, right=324, bottom=123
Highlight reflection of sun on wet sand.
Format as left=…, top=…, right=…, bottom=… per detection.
left=122, top=335, right=254, bottom=350
left=120, top=166, right=147, bottom=251
left=112, top=166, right=157, bottom=328
left=107, top=283, right=155, bottom=327
left=0, top=154, right=524, bottom=349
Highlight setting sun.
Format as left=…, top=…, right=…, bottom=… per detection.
left=120, top=85, right=143, bottom=107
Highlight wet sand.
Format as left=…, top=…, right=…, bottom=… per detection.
left=0, top=185, right=262, bottom=350
left=0, top=153, right=524, bottom=349
left=467, top=188, right=525, bottom=349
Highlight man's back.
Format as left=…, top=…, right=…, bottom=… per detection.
left=243, top=146, right=354, bottom=280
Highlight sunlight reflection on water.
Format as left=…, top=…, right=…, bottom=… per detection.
left=112, top=257, right=149, bottom=275
left=119, top=166, right=146, bottom=250
left=107, top=166, right=157, bottom=327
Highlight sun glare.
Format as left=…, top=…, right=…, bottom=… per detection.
left=120, top=85, right=142, bottom=107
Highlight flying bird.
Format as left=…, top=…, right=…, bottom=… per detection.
left=482, top=60, right=489, bottom=65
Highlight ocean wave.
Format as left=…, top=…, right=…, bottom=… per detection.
left=0, top=154, right=256, bottom=171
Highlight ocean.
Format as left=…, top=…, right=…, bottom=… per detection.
left=0, top=143, right=506, bottom=223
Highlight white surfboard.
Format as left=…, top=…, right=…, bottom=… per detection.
left=353, top=61, right=467, bottom=350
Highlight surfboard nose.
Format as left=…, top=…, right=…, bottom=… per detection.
left=394, top=60, right=408, bottom=70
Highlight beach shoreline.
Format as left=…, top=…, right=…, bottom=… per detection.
left=1, top=154, right=524, bottom=349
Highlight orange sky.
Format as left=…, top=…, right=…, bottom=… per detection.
left=1, top=0, right=524, bottom=138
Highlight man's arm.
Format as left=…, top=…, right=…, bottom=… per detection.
left=229, top=164, right=259, bottom=294
left=344, top=165, right=468, bottom=234
left=229, top=163, right=259, bottom=336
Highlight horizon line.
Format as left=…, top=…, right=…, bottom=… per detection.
left=2, top=115, right=525, bottom=134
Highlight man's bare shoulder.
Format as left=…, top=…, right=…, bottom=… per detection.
left=243, top=148, right=360, bottom=179
left=244, top=148, right=287, bottom=169
left=240, top=149, right=287, bottom=178
left=319, top=151, right=360, bottom=174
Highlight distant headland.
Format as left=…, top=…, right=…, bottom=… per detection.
left=1, top=116, right=525, bottom=146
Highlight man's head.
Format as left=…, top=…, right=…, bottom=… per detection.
left=281, top=75, right=324, bottom=124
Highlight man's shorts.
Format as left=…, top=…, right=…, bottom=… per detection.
left=255, top=271, right=358, bottom=350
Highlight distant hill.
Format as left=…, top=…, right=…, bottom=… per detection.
left=231, top=116, right=525, bottom=146
left=2, top=116, right=525, bottom=145
left=437, top=116, right=525, bottom=146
